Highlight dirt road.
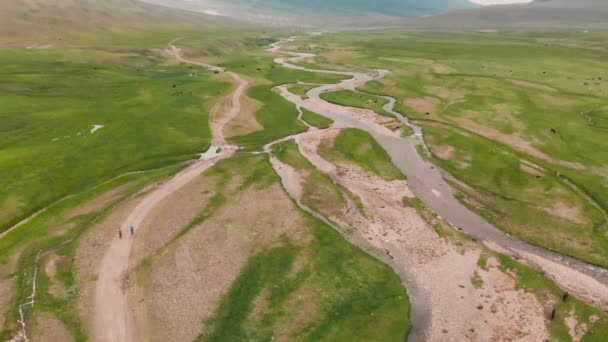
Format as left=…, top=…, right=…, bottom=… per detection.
left=210, top=72, right=248, bottom=146
left=93, top=42, right=246, bottom=342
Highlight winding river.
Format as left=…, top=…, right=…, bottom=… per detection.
left=268, top=37, right=608, bottom=340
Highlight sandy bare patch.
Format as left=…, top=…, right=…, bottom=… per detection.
left=490, top=103, right=525, bottom=131
left=136, top=184, right=309, bottom=342
left=0, top=278, right=14, bottom=330
left=404, top=97, right=440, bottom=115
left=432, top=63, right=455, bottom=74
left=425, top=86, right=463, bottom=104
left=44, top=254, right=69, bottom=299
left=287, top=129, right=550, bottom=340
left=272, top=158, right=306, bottom=200
left=455, top=117, right=586, bottom=170
left=31, top=312, right=73, bottom=342
left=224, top=90, right=263, bottom=139
left=308, top=98, right=395, bottom=135
left=537, top=93, right=575, bottom=107
left=542, top=201, right=586, bottom=225
left=565, top=312, right=588, bottom=342
left=271, top=284, right=319, bottom=341
left=129, top=174, right=215, bottom=266
left=275, top=84, right=304, bottom=104
left=510, top=79, right=555, bottom=92
left=26, top=43, right=53, bottom=50
left=67, top=184, right=131, bottom=219
left=431, top=145, right=455, bottom=160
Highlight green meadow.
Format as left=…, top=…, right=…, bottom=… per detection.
left=0, top=49, right=229, bottom=233
left=320, top=90, right=393, bottom=117
left=319, top=128, right=406, bottom=182
left=0, top=21, right=404, bottom=340
left=301, top=108, right=334, bottom=129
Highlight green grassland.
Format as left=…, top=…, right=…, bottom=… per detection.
left=0, top=49, right=229, bottom=234
left=425, top=125, right=607, bottom=266
left=213, top=55, right=346, bottom=149
left=301, top=108, right=334, bottom=129
left=273, top=140, right=346, bottom=217
left=292, top=30, right=608, bottom=267
left=319, top=128, right=406, bottom=182
left=288, top=84, right=318, bottom=100
left=319, top=90, right=393, bottom=117
left=0, top=14, right=398, bottom=339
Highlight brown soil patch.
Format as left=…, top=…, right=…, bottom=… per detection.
left=0, top=246, right=22, bottom=278
left=66, top=183, right=131, bottom=218
left=431, top=145, right=455, bottom=161
left=0, top=278, right=14, bottom=330
left=135, top=183, right=309, bottom=342
left=209, top=72, right=250, bottom=146
left=272, top=158, right=306, bottom=200
left=425, top=86, right=463, bottom=104
left=31, top=312, right=74, bottom=342
left=432, top=63, right=455, bottom=74
left=271, top=284, right=320, bottom=341
left=490, top=103, right=525, bottom=131
left=510, top=79, right=555, bottom=92
left=45, top=254, right=69, bottom=299
left=455, top=117, right=586, bottom=170
left=404, top=97, right=440, bottom=116
left=565, top=312, right=588, bottom=342
left=542, top=201, right=586, bottom=225
left=224, top=90, right=263, bottom=140
left=288, top=252, right=309, bottom=279
left=537, top=93, right=575, bottom=107
left=129, top=173, right=216, bottom=266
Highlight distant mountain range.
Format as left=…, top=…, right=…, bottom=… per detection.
left=3, top=0, right=606, bottom=32
left=142, top=0, right=479, bottom=26
left=225, top=0, right=478, bottom=17
left=404, top=0, right=608, bottom=29
left=0, top=0, right=235, bottom=40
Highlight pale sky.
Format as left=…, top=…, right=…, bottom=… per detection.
left=470, top=0, right=533, bottom=5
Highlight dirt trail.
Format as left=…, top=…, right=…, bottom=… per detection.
left=93, top=42, right=245, bottom=342
left=166, top=40, right=224, bottom=73
left=210, top=72, right=249, bottom=146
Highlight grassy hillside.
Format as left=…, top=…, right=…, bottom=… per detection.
left=0, top=0, right=241, bottom=46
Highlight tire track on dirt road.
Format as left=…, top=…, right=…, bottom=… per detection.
left=93, top=42, right=247, bottom=342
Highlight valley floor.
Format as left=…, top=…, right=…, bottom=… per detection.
left=2, top=25, right=608, bottom=342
